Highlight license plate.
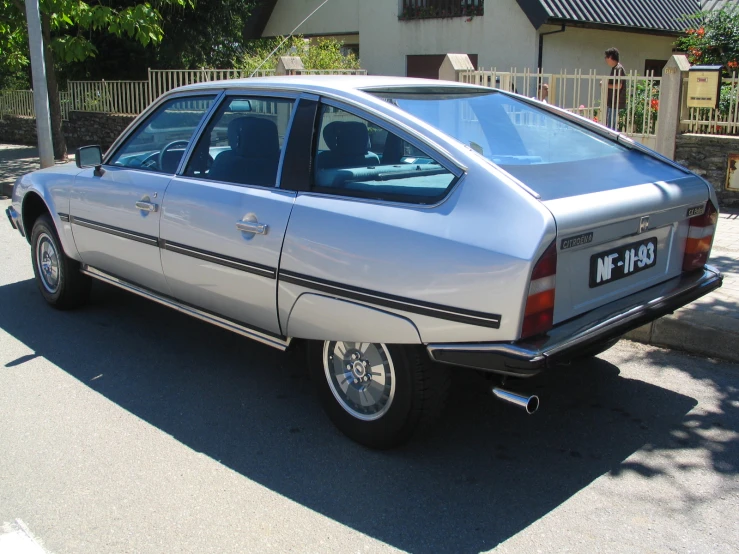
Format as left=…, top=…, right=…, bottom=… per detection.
left=589, top=237, right=657, bottom=288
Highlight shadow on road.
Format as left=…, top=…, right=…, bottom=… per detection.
left=1, top=277, right=735, bottom=553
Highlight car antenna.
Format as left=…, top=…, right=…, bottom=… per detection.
left=249, top=0, right=331, bottom=78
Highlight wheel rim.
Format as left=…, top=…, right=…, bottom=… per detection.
left=323, top=341, right=396, bottom=421
left=36, top=232, right=60, bottom=294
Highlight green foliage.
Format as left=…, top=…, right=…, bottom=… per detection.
left=238, top=35, right=360, bottom=75
left=622, top=81, right=660, bottom=134
left=674, top=8, right=739, bottom=74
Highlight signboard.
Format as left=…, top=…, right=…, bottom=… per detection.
left=687, top=65, right=722, bottom=109
left=727, top=154, right=739, bottom=192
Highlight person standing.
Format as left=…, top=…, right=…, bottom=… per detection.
left=604, top=47, right=626, bottom=130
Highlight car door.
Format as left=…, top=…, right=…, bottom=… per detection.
left=158, top=92, right=298, bottom=339
left=70, top=93, right=219, bottom=293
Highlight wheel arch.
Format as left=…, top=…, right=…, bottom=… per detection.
left=285, top=293, right=423, bottom=344
left=21, top=190, right=79, bottom=260
left=21, top=191, right=50, bottom=245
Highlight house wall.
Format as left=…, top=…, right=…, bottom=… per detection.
left=263, top=0, right=537, bottom=76
left=262, top=0, right=361, bottom=37
left=539, top=25, right=676, bottom=75
left=262, top=1, right=675, bottom=77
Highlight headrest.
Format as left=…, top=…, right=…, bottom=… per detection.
left=323, top=121, right=370, bottom=157
left=227, top=117, right=280, bottom=157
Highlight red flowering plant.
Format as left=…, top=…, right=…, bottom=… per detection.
left=674, top=8, right=739, bottom=74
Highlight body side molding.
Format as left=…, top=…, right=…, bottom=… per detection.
left=81, top=265, right=291, bottom=351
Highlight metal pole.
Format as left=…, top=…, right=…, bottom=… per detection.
left=24, top=0, right=54, bottom=168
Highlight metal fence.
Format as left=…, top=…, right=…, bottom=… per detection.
left=0, top=89, right=35, bottom=118
left=0, top=66, right=368, bottom=121
left=67, top=80, right=149, bottom=114
left=459, top=68, right=660, bottom=143
left=680, top=73, right=739, bottom=135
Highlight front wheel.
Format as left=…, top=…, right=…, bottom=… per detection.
left=30, top=214, right=91, bottom=309
left=309, top=341, right=450, bottom=449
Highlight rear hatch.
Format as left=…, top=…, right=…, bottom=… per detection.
left=500, top=149, right=711, bottom=324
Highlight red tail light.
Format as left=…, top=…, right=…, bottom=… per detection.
left=522, top=241, right=557, bottom=339
left=683, top=201, right=718, bottom=271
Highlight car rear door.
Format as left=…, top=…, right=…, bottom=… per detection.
left=158, top=92, right=298, bottom=342
left=70, top=92, right=218, bottom=294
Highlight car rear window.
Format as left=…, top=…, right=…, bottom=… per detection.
left=368, top=89, right=625, bottom=166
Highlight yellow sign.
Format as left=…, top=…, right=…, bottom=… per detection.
left=687, top=67, right=722, bottom=109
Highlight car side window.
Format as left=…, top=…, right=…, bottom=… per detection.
left=108, top=95, right=216, bottom=174
left=184, top=96, right=295, bottom=187
left=312, top=105, right=457, bottom=204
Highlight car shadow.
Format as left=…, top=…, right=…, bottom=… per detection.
left=1, top=277, right=730, bottom=553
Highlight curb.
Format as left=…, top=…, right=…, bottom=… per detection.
left=625, top=310, right=739, bottom=363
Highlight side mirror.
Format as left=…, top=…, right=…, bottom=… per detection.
left=75, top=145, right=103, bottom=169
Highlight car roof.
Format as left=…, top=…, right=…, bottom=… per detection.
left=174, top=75, right=487, bottom=95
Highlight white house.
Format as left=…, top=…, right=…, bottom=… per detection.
left=249, top=0, right=716, bottom=77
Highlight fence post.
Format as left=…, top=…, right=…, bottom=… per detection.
left=439, top=53, right=474, bottom=82
left=655, top=54, right=690, bottom=160
left=276, top=56, right=304, bottom=76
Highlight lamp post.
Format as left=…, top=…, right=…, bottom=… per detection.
left=24, top=0, right=54, bottom=168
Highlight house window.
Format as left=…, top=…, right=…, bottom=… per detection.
left=399, top=0, right=484, bottom=20
left=407, top=54, right=479, bottom=79
left=644, top=59, right=668, bottom=77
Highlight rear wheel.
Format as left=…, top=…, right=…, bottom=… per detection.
left=30, top=214, right=91, bottom=309
left=309, top=341, right=450, bottom=449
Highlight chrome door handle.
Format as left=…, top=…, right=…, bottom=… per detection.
left=136, top=201, right=158, bottom=212
left=236, top=220, right=268, bottom=235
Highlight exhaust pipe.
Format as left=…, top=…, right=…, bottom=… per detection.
left=492, top=387, right=539, bottom=414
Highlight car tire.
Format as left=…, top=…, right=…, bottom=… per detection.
left=309, top=341, right=451, bottom=449
left=30, top=214, right=91, bottom=309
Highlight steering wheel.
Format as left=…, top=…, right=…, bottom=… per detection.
left=158, top=140, right=191, bottom=173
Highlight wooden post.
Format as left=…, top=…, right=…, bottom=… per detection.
left=439, top=53, right=474, bottom=82
left=275, top=56, right=305, bottom=76
left=655, top=54, right=690, bottom=159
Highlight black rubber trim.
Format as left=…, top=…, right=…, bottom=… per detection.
left=85, top=266, right=286, bottom=341
left=6, top=207, right=18, bottom=230
left=279, top=270, right=502, bottom=329
left=71, top=216, right=159, bottom=247
left=58, top=212, right=70, bottom=222
left=160, top=240, right=276, bottom=279
left=428, top=266, right=723, bottom=377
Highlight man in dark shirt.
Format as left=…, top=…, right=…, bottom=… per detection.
left=604, top=47, right=626, bottom=130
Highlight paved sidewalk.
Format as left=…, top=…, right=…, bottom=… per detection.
left=0, top=145, right=40, bottom=198
left=626, top=207, right=739, bottom=362
left=2, top=143, right=738, bottom=361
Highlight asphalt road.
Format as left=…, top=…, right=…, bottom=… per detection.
left=1, top=198, right=738, bottom=554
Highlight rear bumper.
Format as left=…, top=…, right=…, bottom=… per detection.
left=5, top=206, right=24, bottom=237
left=427, top=265, right=723, bottom=377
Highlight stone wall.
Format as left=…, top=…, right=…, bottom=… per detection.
left=675, top=134, right=739, bottom=207
left=63, top=111, right=136, bottom=149
left=0, top=111, right=136, bottom=151
left=0, top=115, right=37, bottom=145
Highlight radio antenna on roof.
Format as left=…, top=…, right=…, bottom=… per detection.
left=249, top=0, right=331, bottom=78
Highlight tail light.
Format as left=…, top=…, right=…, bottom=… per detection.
left=522, top=241, right=557, bottom=339
left=683, top=201, right=718, bottom=271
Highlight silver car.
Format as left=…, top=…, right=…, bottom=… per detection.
left=5, top=76, right=722, bottom=448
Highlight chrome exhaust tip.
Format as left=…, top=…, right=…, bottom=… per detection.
left=492, top=387, right=539, bottom=414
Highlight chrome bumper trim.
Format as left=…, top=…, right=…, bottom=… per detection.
left=81, top=265, right=291, bottom=351
left=5, top=206, right=24, bottom=237
left=427, top=265, right=723, bottom=377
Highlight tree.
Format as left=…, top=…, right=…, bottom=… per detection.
left=1, top=0, right=195, bottom=159
left=238, top=35, right=360, bottom=75
left=674, top=8, right=739, bottom=73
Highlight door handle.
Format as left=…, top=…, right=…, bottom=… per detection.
left=236, top=220, right=268, bottom=235
left=136, top=201, right=158, bottom=212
